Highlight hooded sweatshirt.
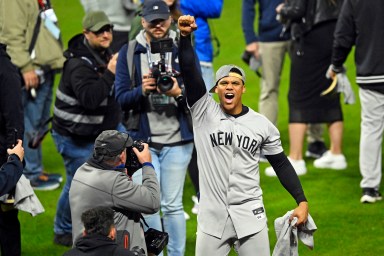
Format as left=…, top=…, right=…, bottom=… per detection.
left=63, top=234, right=136, bottom=256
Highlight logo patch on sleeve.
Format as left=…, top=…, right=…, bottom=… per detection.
left=252, top=207, right=265, bottom=220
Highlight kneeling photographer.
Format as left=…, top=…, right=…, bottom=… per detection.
left=114, top=1, right=196, bottom=255
left=69, top=130, right=160, bottom=255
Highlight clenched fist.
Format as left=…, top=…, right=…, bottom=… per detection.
left=178, top=15, right=197, bottom=37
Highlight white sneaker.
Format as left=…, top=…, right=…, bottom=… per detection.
left=191, top=195, right=199, bottom=215
left=265, top=166, right=276, bottom=177
left=288, top=157, right=307, bottom=176
left=360, top=188, right=382, bottom=203
left=265, top=157, right=307, bottom=177
left=313, top=151, right=347, bottom=170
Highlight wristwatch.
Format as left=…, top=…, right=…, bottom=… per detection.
left=174, top=93, right=183, bottom=102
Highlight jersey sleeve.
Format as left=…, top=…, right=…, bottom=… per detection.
left=179, top=34, right=207, bottom=107
left=260, top=119, right=284, bottom=156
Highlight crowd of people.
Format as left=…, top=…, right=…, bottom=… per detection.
left=0, top=0, right=383, bottom=255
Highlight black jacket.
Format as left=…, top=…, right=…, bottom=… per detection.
left=0, top=154, right=23, bottom=197
left=0, top=43, right=24, bottom=165
left=63, top=234, right=135, bottom=256
left=280, top=0, right=342, bottom=40
left=332, top=0, right=384, bottom=93
left=52, top=34, right=122, bottom=141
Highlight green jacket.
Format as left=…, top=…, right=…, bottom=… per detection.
left=0, top=0, right=64, bottom=73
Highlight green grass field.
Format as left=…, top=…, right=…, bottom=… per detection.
left=18, top=0, right=384, bottom=255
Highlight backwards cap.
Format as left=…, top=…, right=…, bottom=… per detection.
left=209, top=65, right=246, bottom=93
left=94, top=130, right=133, bottom=157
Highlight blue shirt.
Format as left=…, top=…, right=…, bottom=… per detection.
left=180, top=0, right=223, bottom=63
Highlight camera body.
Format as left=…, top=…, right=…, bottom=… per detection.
left=145, top=228, right=169, bottom=255
left=125, top=140, right=144, bottom=176
left=148, top=38, right=179, bottom=93
left=151, top=62, right=176, bottom=93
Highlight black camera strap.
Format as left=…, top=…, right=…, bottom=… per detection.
left=140, top=214, right=149, bottom=228
left=29, top=12, right=42, bottom=55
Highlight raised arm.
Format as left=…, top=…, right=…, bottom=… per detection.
left=178, top=15, right=207, bottom=106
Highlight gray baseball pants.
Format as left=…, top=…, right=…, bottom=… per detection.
left=359, top=88, right=383, bottom=189
left=196, top=216, right=270, bottom=256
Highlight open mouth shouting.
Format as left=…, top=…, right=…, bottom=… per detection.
left=225, top=93, right=235, bottom=99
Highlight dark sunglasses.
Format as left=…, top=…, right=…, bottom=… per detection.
left=92, top=25, right=114, bottom=35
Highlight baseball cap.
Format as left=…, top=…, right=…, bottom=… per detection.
left=94, top=130, right=133, bottom=157
left=141, top=0, right=170, bottom=23
left=209, top=65, right=246, bottom=93
left=82, top=11, right=112, bottom=32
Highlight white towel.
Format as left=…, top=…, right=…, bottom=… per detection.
left=0, top=175, right=45, bottom=216
left=272, top=210, right=317, bottom=256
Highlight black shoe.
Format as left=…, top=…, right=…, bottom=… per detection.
left=360, top=188, right=382, bottom=203
left=305, top=141, right=327, bottom=159
left=54, top=233, right=73, bottom=247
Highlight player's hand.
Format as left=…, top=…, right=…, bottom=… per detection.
left=290, top=201, right=308, bottom=226
left=7, top=140, right=24, bottom=162
left=178, top=15, right=197, bottom=37
left=107, top=53, right=119, bottom=74
left=133, top=143, right=151, bottom=164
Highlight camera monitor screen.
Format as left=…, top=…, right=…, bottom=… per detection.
left=150, top=38, right=173, bottom=54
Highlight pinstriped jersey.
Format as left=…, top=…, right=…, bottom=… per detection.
left=191, top=92, right=283, bottom=239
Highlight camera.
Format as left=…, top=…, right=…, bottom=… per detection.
left=145, top=228, right=169, bottom=255
left=147, top=38, right=179, bottom=93
left=125, top=140, right=144, bottom=176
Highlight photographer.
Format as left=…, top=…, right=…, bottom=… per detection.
left=51, top=11, right=125, bottom=246
left=69, top=130, right=160, bottom=255
left=114, top=1, right=195, bottom=255
left=64, top=206, right=144, bottom=256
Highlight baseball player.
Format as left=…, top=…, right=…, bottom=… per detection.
left=177, top=15, right=309, bottom=256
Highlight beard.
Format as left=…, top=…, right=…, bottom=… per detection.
left=146, top=27, right=170, bottom=42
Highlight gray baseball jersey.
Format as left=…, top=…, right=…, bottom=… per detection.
left=191, top=92, right=283, bottom=239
